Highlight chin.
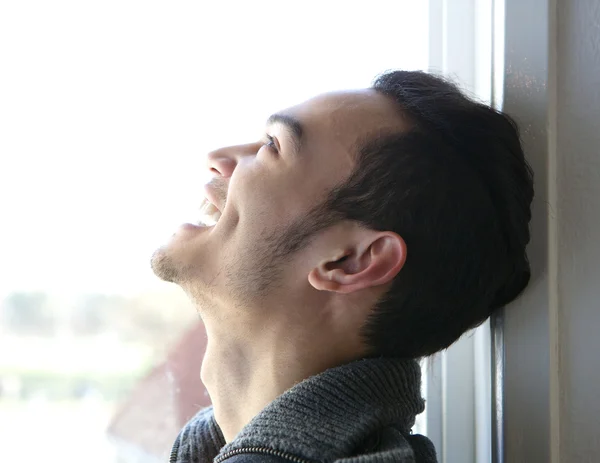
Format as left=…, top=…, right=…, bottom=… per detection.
left=150, top=211, right=223, bottom=288
left=150, top=230, right=215, bottom=287
left=150, top=246, right=181, bottom=283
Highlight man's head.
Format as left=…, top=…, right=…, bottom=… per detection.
left=152, top=70, right=533, bottom=359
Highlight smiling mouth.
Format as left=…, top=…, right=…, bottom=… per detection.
left=197, top=197, right=222, bottom=226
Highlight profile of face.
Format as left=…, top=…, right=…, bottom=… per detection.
left=151, top=89, right=408, bottom=319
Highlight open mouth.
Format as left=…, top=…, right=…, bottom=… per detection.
left=197, top=197, right=222, bottom=226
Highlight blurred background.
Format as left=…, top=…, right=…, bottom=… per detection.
left=0, top=1, right=428, bottom=461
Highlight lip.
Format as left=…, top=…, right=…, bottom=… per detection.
left=179, top=222, right=208, bottom=231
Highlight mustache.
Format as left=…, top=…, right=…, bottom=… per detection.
left=206, top=179, right=228, bottom=207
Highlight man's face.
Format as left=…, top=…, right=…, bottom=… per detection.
left=151, top=89, right=405, bottom=309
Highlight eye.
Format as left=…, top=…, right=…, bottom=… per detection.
left=262, top=134, right=279, bottom=154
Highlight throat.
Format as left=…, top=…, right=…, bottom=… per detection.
left=198, top=307, right=365, bottom=443
left=201, top=341, right=288, bottom=443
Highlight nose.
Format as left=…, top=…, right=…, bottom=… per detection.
left=206, top=143, right=258, bottom=179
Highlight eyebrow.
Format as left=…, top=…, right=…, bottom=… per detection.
left=266, top=113, right=304, bottom=154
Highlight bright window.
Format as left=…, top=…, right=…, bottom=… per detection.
left=0, top=2, right=430, bottom=462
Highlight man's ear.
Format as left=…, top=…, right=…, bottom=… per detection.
left=307, top=231, right=407, bottom=294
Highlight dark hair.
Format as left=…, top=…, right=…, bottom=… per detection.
left=319, top=70, right=534, bottom=358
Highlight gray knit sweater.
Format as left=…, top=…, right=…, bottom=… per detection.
left=170, top=357, right=437, bottom=463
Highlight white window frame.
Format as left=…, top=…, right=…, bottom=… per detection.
left=425, top=0, right=562, bottom=461
left=423, top=2, right=503, bottom=463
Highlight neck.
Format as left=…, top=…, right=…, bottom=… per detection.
left=198, top=299, right=365, bottom=443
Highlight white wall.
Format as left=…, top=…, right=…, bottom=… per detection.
left=502, top=0, right=600, bottom=461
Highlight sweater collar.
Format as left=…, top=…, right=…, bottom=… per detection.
left=217, top=356, right=424, bottom=462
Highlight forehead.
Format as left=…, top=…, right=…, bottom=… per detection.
left=284, top=89, right=410, bottom=157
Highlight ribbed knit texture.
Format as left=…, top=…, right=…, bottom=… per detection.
left=172, top=357, right=437, bottom=463
left=171, top=406, right=225, bottom=463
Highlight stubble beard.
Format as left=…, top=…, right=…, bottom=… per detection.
left=150, top=247, right=181, bottom=283
left=224, top=207, right=330, bottom=304
left=150, top=203, right=332, bottom=309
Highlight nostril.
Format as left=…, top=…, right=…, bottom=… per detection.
left=207, top=152, right=237, bottom=178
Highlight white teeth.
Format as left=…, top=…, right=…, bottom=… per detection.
left=197, top=198, right=222, bottom=226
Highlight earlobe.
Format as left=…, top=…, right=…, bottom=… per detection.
left=308, top=232, right=407, bottom=294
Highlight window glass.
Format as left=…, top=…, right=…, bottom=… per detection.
left=0, top=2, right=428, bottom=461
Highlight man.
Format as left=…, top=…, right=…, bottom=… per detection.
left=151, top=70, right=534, bottom=463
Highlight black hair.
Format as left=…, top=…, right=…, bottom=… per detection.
left=320, top=70, right=534, bottom=358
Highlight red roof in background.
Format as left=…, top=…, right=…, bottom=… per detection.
left=107, top=321, right=212, bottom=459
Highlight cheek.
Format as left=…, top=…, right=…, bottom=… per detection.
left=233, top=158, right=320, bottom=226
left=230, top=156, right=270, bottom=192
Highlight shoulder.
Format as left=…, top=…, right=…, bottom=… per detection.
left=171, top=406, right=226, bottom=462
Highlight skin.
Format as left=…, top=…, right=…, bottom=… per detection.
left=151, top=88, right=410, bottom=443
